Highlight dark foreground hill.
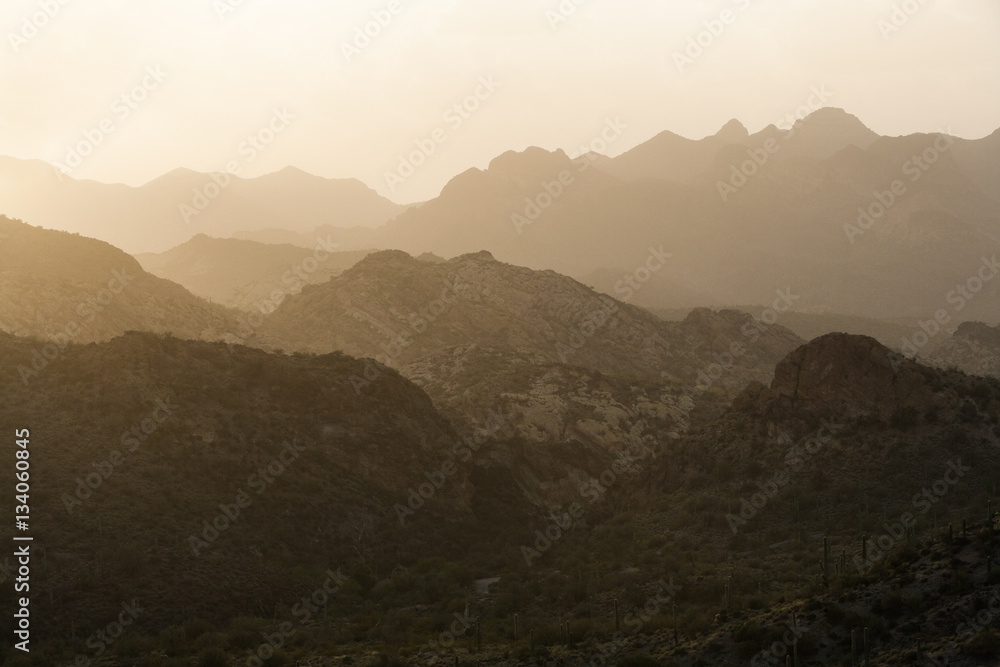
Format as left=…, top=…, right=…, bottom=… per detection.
left=0, top=333, right=997, bottom=665
left=0, top=331, right=536, bottom=661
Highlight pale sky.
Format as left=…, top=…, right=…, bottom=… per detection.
left=1, top=0, right=998, bottom=203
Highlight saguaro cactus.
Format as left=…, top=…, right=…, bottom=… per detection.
left=792, top=612, right=798, bottom=666
left=673, top=602, right=678, bottom=645
left=822, top=537, right=830, bottom=588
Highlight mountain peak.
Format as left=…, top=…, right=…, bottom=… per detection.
left=454, top=250, right=495, bottom=262
left=487, top=147, right=571, bottom=175
left=794, top=107, right=875, bottom=135
left=768, top=333, right=931, bottom=419
left=714, top=118, right=749, bottom=141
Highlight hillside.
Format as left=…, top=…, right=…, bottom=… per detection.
left=2, top=333, right=992, bottom=665
left=0, top=217, right=238, bottom=348
left=254, top=250, right=802, bottom=509
left=0, top=159, right=403, bottom=253
left=135, top=235, right=372, bottom=311
left=931, top=321, right=1000, bottom=379
left=369, top=109, right=1000, bottom=322
left=0, top=331, right=516, bottom=647
left=256, top=249, right=802, bottom=386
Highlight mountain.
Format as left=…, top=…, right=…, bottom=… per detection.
left=0, top=331, right=513, bottom=639
left=135, top=234, right=373, bottom=311
left=0, top=217, right=238, bottom=350
left=622, top=333, right=1000, bottom=664
left=368, top=109, right=1000, bottom=322
left=250, top=250, right=803, bottom=508
left=650, top=333, right=1000, bottom=526
left=255, top=249, right=802, bottom=388
left=930, top=321, right=1000, bottom=378
left=604, top=108, right=878, bottom=183
left=0, top=158, right=404, bottom=253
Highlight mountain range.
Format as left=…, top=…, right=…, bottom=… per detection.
left=0, top=158, right=402, bottom=253
left=5, top=108, right=996, bottom=323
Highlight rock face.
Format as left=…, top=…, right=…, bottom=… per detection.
left=768, top=333, right=935, bottom=420
left=930, top=321, right=1000, bottom=378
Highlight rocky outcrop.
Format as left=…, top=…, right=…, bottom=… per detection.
left=768, top=333, right=936, bottom=420
left=930, top=321, right=1000, bottom=378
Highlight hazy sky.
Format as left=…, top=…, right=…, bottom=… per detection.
left=2, top=0, right=998, bottom=203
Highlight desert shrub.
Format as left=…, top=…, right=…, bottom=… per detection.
left=964, top=630, right=1000, bottom=660
left=890, top=406, right=919, bottom=430
left=197, top=647, right=228, bottom=667
left=617, top=653, right=661, bottom=666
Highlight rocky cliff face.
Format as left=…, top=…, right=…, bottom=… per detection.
left=767, top=333, right=937, bottom=420
left=930, top=321, right=1000, bottom=378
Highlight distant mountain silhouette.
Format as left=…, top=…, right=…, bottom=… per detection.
left=0, top=158, right=403, bottom=253
left=366, top=108, right=1000, bottom=322
left=5, top=108, right=998, bottom=323
left=136, top=234, right=372, bottom=311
